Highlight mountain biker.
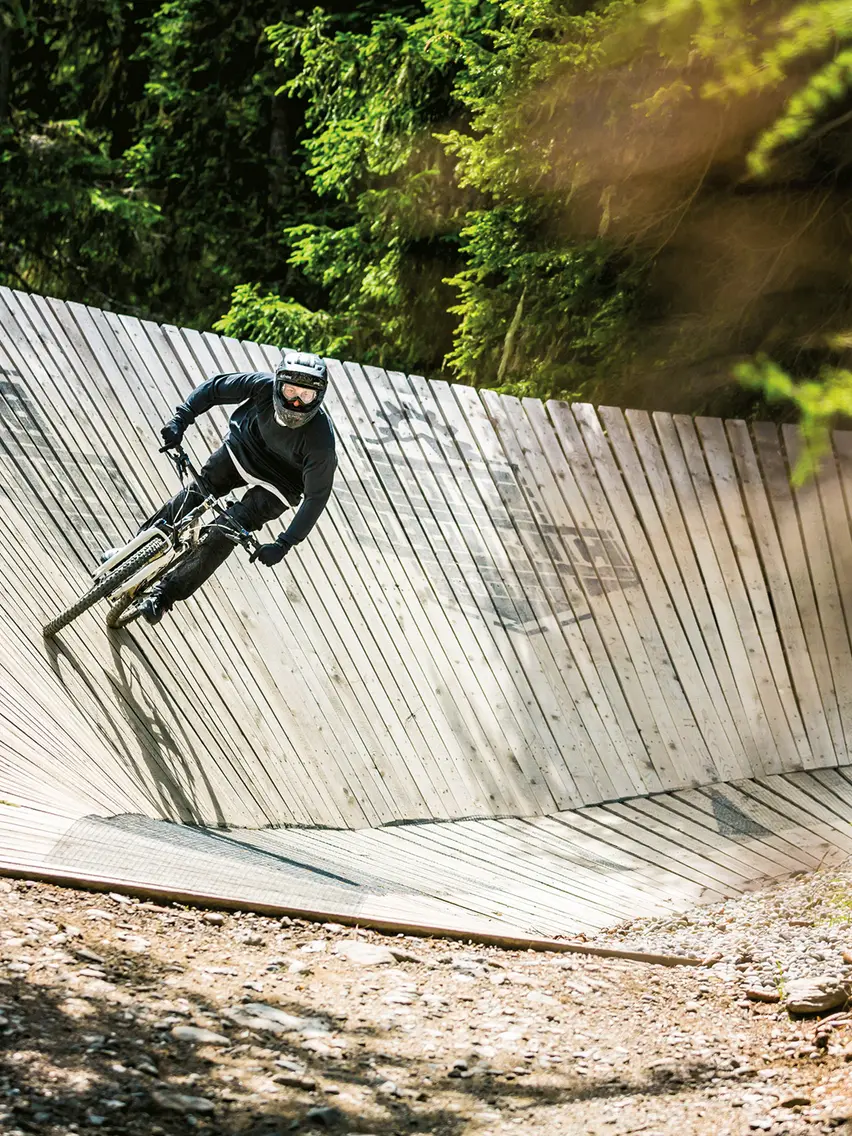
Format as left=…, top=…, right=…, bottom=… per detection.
left=132, top=350, right=336, bottom=625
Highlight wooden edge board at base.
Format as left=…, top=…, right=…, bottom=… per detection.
left=0, top=861, right=707, bottom=968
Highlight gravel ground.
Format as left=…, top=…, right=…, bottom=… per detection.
left=1, top=862, right=851, bottom=1136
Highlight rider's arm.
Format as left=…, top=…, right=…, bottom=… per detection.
left=172, top=373, right=268, bottom=428
left=279, top=448, right=337, bottom=548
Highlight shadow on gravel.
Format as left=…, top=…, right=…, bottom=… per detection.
left=0, top=914, right=715, bottom=1136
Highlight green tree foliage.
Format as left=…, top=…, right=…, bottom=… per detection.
left=2, top=0, right=850, bottom=430
left=215, top=0, right=646, bottom=398
left=127, top=0, right=310, bottom=325
left=1, top=0, right=314, bottom=323
left=444, top=207, right=645, bottom=399
left=621, top=0, right=852, bottom=461
left=0, top=0, right=160, bottom=307
left=436, top=0, right=649, bottom=397
left=216, top=2, right=500, bottom=372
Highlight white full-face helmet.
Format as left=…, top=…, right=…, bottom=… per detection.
left=272, top=350, right=328, bottom=428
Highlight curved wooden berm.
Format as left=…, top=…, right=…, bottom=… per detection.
left=1, top=286, right=851, bottom=935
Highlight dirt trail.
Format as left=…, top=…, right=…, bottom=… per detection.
left=1, top=870, right=851, bottom=1136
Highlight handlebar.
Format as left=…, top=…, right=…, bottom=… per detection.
left=161, top=443, right=197, bottom=485
left=161, top=444, right=262, bottom=554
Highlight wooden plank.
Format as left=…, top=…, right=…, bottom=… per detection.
left=474, top=390, right=646, bottom=800
left=672, top=414, right=796, bottom=772
left=373, top=826, right=641, bottom=924
left=596, top=407, right=752, bottom=778
left=813, top=444, right=852, bottom=700
left=395, top=370, right=603, bottom=808
left=562, top=402, right=732, bottom=785
left=282, top=356, right=505, bottom=816
left=783, top=424, right=852, bottom=756
left=489, top=391, right=678, bottom=798
left=502, top=817, right=709, bottom=911
left=739, top=777, right=852, bottom=855
left=0, top=495, right=210, bottom=820
left=696, top=417, right=811, bottom=768
left=645, top=412, right=781, bottom=773
left=299, top=823, right=632, bottom=930
left=444, top=819, right=676, bottom=918
left=808, top=768, right=852, bottom=810
left=0, top=303, right=119, bottom=569
left=620, top=409, right=766, bottom=772
left=0, top=298, right=231, bottom=809
left=640, top=789, right=821, bottom=874
left=318, top=364, right=561, bottom=814
left=752, top=422, right=846, bottom=762
left=382, top=368, right=586, bottom=809
left=446, top=382, right=653, bottom=800
left=287, top=356, right=502, bottom=817
left=337, top=362, right=543, bottom=811
left=550, top=808, right=733, bottom=901
left=670, top=786, right=827, bottom=869
left=609, top=799, right=780, bottom=888
left=0, top=321, right=189, bottom=793
left=0, top=293, right=135, bottom=552
left=785, top=768, right=852, bottom=824
left=418, top=819, right=666, bottom=918
left=726, top=421, right=835, bottom=767
left=831, top=429, right=852, bottom=639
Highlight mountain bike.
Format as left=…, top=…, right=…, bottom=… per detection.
left=42, top=446, right=261, bottom=638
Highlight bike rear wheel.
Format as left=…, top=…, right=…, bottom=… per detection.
left=106, top=548, right=190, bottom=629
left=42, top=539, right=166, bottom=639
left=105, top=591, right=140, bottom=629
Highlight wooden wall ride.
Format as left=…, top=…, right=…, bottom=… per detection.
left=0, top=286, right=851, bottom=832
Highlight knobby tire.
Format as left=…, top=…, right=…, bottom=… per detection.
left=104, top=592, right=138, bottom=629
left=42, top=540, right=165, bottom=638
left=106, top=548, right=190, bottom=629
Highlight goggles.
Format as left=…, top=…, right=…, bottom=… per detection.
left=278, top=381, right=319, bottom=408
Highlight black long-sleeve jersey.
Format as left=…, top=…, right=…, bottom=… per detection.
left=174, top=371, right=336, bottom=546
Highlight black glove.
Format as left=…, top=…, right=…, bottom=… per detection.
left=250, top=535, right=291, bottom=567
left=160, top=417, right=185, bottom=450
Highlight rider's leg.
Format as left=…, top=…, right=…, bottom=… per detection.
left=138, top=446, right=245, bottom=533
left=105, top=448, right=246, bottom=568
left=142, top=485, right=287, bottom=619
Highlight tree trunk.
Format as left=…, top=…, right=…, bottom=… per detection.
left=268, top=93, right=288, bottom=211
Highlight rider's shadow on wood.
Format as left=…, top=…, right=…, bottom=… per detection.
left=108, top=631, right=231, bottom=827
left=41, top=631, right=224, bottom=827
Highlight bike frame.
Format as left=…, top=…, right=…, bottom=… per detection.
left=92, top=446, right=262, bottom=603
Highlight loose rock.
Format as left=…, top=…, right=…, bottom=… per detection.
left=785, top=977, right=851, bottom=1015
left=225, top=1002, right=330, bottom=1035
left=150, top=1090, right=216, bottom=1114
left=746, top=988, right=781, bottom=1004
left=170, top=1025, right=231, bottom=1046
left=332, top=940, right=396, bottom=966
left=273, top=1072, right=317, bottom=1090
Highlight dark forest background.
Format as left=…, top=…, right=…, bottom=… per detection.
left=2, top=0, right=851, bottom=436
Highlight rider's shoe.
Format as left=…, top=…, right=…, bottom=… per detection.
left=139, top=588, right=170, bottom=626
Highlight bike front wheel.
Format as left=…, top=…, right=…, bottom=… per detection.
left=42, top=539, right=166, bottom=639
